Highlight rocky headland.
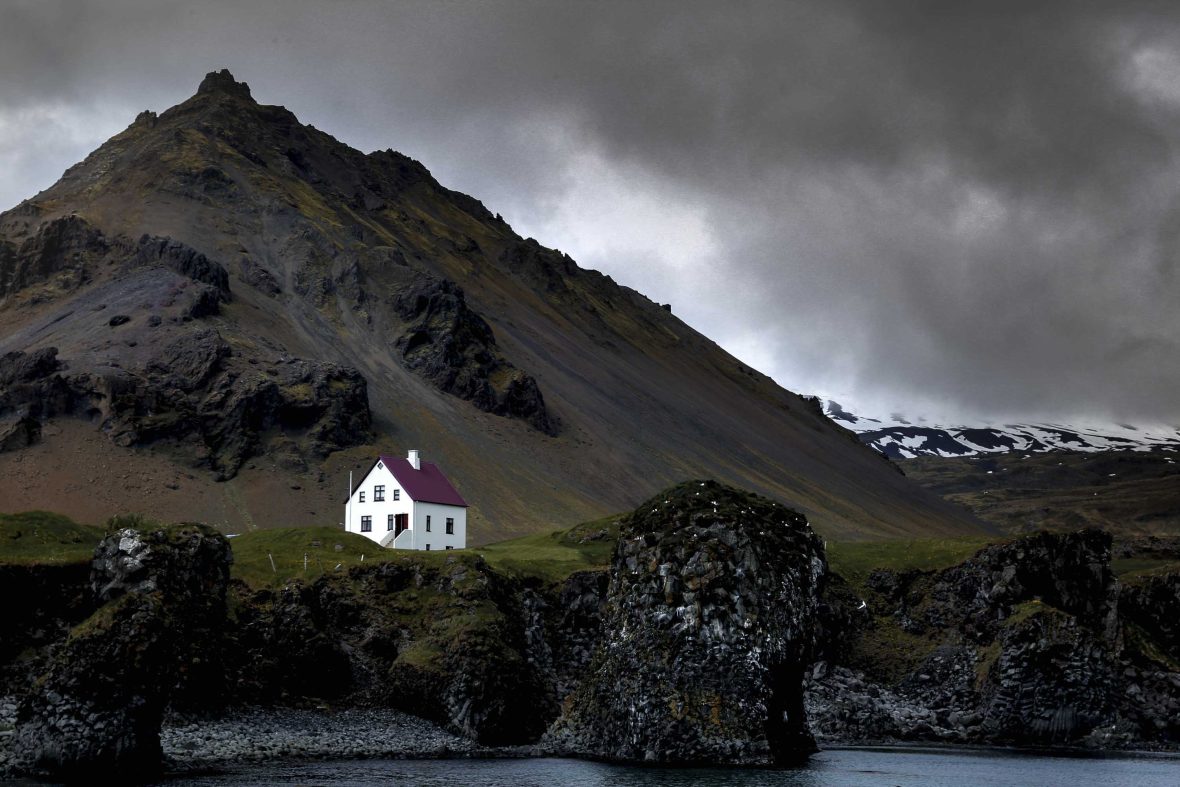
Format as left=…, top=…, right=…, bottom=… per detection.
left=806, top=530, right=1180, bottom=748
left=2, top=481, right=1180, bottom=780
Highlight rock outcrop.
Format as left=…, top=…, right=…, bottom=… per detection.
left=10, top=523, right=231, bottom=781
left=977, top=602, right=1118, bottom=743
left=920, top=530, right=1120, bottom=643
left=806, top=528, right=1180, bottom=749
left=532, top=569, right=609, bottom=702
left=392, top=275, right=557, bottom=435
left=549, top=480, right=827, bottom=765
left=132, top=234, right=231, bottom=302
left=0, top=215, right=107, bottom=298
left=222, top=552, right=558, bottom=745
left=0, top=334, right=370, bottom=477
left=0, top=349, right=73, bottom=453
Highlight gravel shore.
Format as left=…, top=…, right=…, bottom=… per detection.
left=162, top=707, right=518, bottom=769
left=0, top=699, right=535, bottom=777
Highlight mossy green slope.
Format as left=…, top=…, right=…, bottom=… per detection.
left=0, top=512, right=103, bottom=565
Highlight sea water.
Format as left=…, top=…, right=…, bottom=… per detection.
left=167, top=746, right=1180, bottom=786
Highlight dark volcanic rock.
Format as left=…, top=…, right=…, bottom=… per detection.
left=196, top=357, right=370, bottom=477
left=1122, top=572, right=1180, bottom=657
left=498, top=238, right=573, bottom=295
left=393, top=275, right=557, bottom=435
left=221, top=580, right=353, bottom=705
left=0, top=348, right=77, bottom=431
left=0, top=346, right=62, bottom=387
left=0, top=330, right=371, bottom=479
left=197, top=68, right=253, bottom=100
left=0, top=415, right=40, bottom=452
left=134, top=235, right=231, bottom=301
left=377, top=557, right=556, bottom=744
left=921, top=529, right=1119, bottom=642
left=146, top=328, right=230, bottom=391
left=0, top=215, right=107, bottom=297
left=977, top=603, right=1118, bottom=744
left=807, top=529, right=1180, bottom=749
left=0, top=562, right=93, bottom=688
left=238, top=255, right=281, bottom=295
left=223, top=553, right=555, bottom=745
left=10, top=523, right=231, bottom=781
left=549, top=480, right=827, bottom=765
left=539, top=569, right=609, bottom=702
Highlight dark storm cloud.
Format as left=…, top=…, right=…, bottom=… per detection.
left=1, top=0, right=1178, bottom=423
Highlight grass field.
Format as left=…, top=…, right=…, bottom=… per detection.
left=825, top=535, right=1001, bottom=585
left=226, top=526, right=408, bottom=587
left=1112, top=557, right=1180, bottom=580
left=5, top=506, right=1174, bottom=589
left=0, top=511, right=104, bottom=565
left=473, top=515, right=621, bottom=583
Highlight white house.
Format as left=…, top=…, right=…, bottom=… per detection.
left=344, top=449, right=468, bottom=550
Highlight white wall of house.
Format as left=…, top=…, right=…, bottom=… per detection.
left=344, top=462, right=467, bottom=550
left=412, top=501, right=466, bottom=551
left=345, top=465, right=411, bottom=545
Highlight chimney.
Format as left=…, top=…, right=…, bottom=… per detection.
left=407, top=449, right=420, bottom=470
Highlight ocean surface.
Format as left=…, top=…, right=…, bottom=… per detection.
left=166, top=747, right=1180, bottom=786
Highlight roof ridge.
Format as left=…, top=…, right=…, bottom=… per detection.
left=377, top=454, right=468, bottom=507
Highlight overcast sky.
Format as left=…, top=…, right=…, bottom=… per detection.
left=2, top=0, right=1178, bottom=424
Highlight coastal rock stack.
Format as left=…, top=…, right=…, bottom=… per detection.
left=549, top=480, right=827, bottom=765
left=10, top=523, right=231, bottom=781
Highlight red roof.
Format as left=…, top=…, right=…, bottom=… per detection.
left=378, top=455, right=468, bottom=507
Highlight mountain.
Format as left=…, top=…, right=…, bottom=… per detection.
left=0, top=70, right=985, bottom=543
left=823, top=399, right=1180, bottom=459
left=817, top=399, right=1180, bottom=536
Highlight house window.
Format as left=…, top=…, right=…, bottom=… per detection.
left=445, top=546, right=454, bottom=550
left=425, top=544, right=431, bottom=551
left=426, top=515, right=431, bottom=532
left=361, top=516, right=372, bottom=532
left=387, top=514, right=394, bottom=531
left=393, top=489, right=400, bottom=501
left=374, top=485, right=385, bottom=502
left=377, top=461, right=383, bottom=469
left=446, top=517, right=454, bottom=535
left=359, top=491, right=365, bottom=503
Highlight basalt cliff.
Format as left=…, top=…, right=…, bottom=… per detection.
left=3, top=484, right=1180, bottom=779
left=2, top=482, right=829, bottom=777
left=0, top=69, right=981, bottom=544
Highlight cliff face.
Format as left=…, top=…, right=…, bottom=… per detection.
left=0, top=482, right=832, bottom=776
left=0, top=69, right=984, bottom=543
left=549, top=481, right=827, bottom=765
left=223, top=552, right=560, bottom=745
left=9, top=523, right=231, bottom=781
left=807, top=529, right=1180, bottom=748
left=4, top=500, right=1180, bottom=779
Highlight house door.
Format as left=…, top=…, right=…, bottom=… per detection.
left=395, top=514, right=409, bottom=537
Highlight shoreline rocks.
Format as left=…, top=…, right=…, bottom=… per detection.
left=8, top=524, right=231, bottom=781
left=4, top=490, right=1180, bottom=777
left=549, top=480, right=827, bottom=765
left=159, top=707, right=489, bottom=769
left=807, top=529, right=1180, bottom=751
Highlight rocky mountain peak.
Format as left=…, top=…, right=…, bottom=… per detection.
left=196, top=68, right=253, bottom=101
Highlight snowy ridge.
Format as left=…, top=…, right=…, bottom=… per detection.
left=821, top=399, right=1180, bottom=459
